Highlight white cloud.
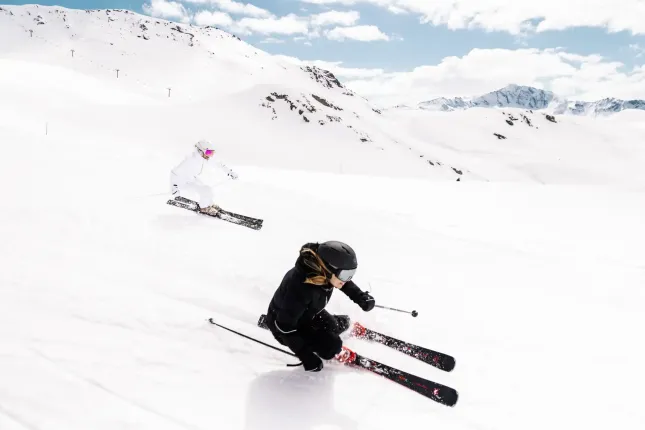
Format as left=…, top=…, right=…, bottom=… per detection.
left=260, top=37, right=286, bottom=44
left=293, top=36, right=314, bottom=46
left=327, top=64, right=385, bottom=78
left=386, top=5, right=407, bottom=15
left=300, top=0, right=360, bottom=6
left=235, top=14, right=310, bottom=35
left=144, top=0, right=387, bottom=40
left=211, top=0, right=271, bottom=18
left=273, top=55, right=385, bottom=78
left=331, top=48, right=645, bottom=106
left=179, top=4, right=387, bottom=41
left=301, top=0, right=359, bottom=4
left=301, top=0, right=645, bottom=35
left=310, top=10, right=360, bottom=27
left=326, top=25, right=389, bottom=41
left=181, top=0, right=271, bottom=17
left=193, top=10, right=233, bottom=26
left=142, top=0, right=190, bottom=21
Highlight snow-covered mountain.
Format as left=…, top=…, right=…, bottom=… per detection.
left=2, top=3, right=645, bottom=188
left=0, top=4, right=473, bottom=180
left=418, top=84, right=645, bottom=116
left=559, top=97, right=645, bottom=115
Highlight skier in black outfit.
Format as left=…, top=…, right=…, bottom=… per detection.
left=265, top=241, right=375, bottom=372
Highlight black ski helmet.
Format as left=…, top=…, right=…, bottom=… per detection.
left=318, top=241, right=357, bottom=281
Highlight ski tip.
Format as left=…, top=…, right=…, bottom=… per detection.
left=433, top=385, right=459, bottom=407
left=444, top=389, right=459, bottom=407
left=443, top=357, right=456, bottom=372
left=441, top=397, right=458, bottom=408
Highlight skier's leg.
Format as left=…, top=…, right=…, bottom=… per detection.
left=333, top=315, right=350, bottom=334
left=310, top=310, right=337, bottom=332
left=189, top=182, right=214, bottom=208
left=170, top=175, right=198, bottom=203
left=308, top=329, right=342, bottom=360
left=264, top=310, right=291, bottom=348
left=311, top=310, right=350, bottom=335
left=266, top=310, right=340, bottom=359
left=177, top=181, right=217, bottom=213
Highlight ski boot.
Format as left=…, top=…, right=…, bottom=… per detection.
left=335, top=346, right=356, bottom=364
left=351, top=321, right=367, bottom=338
left=200, top=204, right=221, bottom=216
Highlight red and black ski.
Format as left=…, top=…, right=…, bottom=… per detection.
left=348, top=352, right=458, bottom=407
left=351, top=322, right=456, bottom=372
left=254, top=314, right=458, bottom=407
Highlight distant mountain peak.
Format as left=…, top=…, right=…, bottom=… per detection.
left=418, top=85, right=644, bottom=116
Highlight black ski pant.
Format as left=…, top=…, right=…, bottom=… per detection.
left=267, top=310, right=350, bottom=360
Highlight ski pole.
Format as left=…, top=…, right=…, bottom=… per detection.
left=375, top=304, right=418, bottom=317
left=208, top=318, right=302, bottom=366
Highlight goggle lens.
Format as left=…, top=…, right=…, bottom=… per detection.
left=336, top=268, right=356, bottom=282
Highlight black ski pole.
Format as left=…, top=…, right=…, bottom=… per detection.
left=374, top=304, right=418, bottom=317
left=207, top=318, right=302, bottom=366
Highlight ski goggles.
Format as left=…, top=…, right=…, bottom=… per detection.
left=204, top=149, right=215, bottom=156
left=334, top=267, right=356, bottom=282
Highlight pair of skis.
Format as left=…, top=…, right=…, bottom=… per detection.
left=255, top=314, right=459, bottom=407
left=166, top=196, right=263, bottom=230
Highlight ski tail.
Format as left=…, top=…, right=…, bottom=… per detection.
left=167, top=198, right=198, bottom=211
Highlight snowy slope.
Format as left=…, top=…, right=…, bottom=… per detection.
left=1, top=4, right=645, bottom=430
left=2, top=116, right=644, bottom=430
left=381, top=107, right=645, bottom=187
left=418, top=84, right=645, bottom=116
left=0, top=4, right=464, bottom=181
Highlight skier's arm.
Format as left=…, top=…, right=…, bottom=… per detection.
left=340, top=281, right=375, bottom=311
left=214, top=160, right=238, bottom=179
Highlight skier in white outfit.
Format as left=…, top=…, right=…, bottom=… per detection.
left=170, top=139, right=239, bottom=215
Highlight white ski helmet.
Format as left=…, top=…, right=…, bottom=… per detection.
left=195, top=139, right=214, bottom=155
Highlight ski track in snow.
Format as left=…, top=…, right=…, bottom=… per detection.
left=1, top=4, right=645, bottom=430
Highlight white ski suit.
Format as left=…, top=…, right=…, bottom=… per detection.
left=169, top=149, right=238, bottom=207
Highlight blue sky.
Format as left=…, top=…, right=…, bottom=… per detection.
left=5, top=0, right=645, bottom=104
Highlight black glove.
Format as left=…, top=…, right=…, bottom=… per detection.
left=297, top=349, right=323, bottom=372
left=357, top=292, right=375, bottom=312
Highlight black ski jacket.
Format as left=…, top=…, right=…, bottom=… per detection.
left=266, top=243, right=373, bottom=355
